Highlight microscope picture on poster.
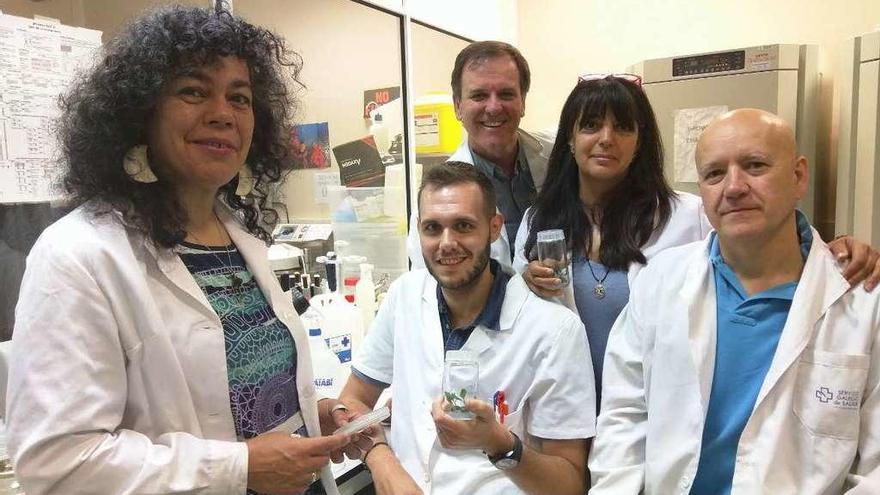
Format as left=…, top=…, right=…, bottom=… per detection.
left=289, top=122, right=331, bottom=170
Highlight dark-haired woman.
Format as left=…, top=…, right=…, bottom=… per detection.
left=7, top=6, right=353, bottom=495
left=514, top=75, right=879, bottom=406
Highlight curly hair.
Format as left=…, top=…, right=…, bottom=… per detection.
left=524, top=76, right=674, bottom=270
left=59, top=4, right=303, bottom=247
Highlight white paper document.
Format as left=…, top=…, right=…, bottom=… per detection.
left=673, top=105, right=728, bottom=183
left=0, top=13, right=102, bottom=203
left=313, top=171, right=341, bottom=205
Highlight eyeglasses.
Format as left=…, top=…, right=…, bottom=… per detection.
left=577, top=73, right=643, bottom=87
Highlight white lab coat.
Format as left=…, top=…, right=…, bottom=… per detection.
left=512, top=191, right=711, bottom=310
left=589, top=230, right=880, bottom=494
left=7, top=205, right=339, bottom=495
left=407, top=129, right=553, bottom=274
left=353, top=269, right=596, bottom=494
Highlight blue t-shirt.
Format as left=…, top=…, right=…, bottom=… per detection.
left=571, top=254, right=629, bottom=409
left=437, top=259, right=509, bottom=354
left=690, top=212, right=813, bottom=495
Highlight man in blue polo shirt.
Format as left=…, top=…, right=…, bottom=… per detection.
left=339, top=162, right=595, bottom=495
left=589, top=108, right=880, bottom=494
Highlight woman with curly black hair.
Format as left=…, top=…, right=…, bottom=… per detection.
left=7, top=5, right=356, bottom=495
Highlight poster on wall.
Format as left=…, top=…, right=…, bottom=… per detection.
left=673, top=105, right=728, bottom=183
left=0, top=13, right=102, bottom=203
left=289, top=122, right=330, bottom=170
left=363, top=86, right=400, bottom=119
left=332, top=136, right=385, bottom=187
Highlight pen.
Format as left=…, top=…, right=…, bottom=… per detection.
left=494, top=391, right=507, bottom=425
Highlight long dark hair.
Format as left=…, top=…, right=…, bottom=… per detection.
left=524, top=76, right=674, bottom=270
left=59, top=4, right=303, bottom=247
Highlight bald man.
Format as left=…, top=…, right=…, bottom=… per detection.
left=588, top=109, right=880, bottom=494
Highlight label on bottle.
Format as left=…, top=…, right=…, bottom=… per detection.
left=324, top=334, right=352, bottom=363
left=314, top=376, right=335, bottom=388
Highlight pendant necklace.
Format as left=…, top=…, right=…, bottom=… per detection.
left=586, top=219, right=608, bottom=299
left=189, top=214, right=243, bottom=289
left=586, top=258, right=609, bottom=299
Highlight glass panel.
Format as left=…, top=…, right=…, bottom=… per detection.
left=236, top=0, right=408, bottom=286
left=0, top=0, right=204, bottom=341
left=0, top=0, right=411, bottom=339
left=409, top=21, right=470, bottom=184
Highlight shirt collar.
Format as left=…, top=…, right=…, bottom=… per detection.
left=436, top=259, right=509, bottom=332
left=708, top=209, right=812, bottom=300
left=708, top=209, right=813, bottom=264
left=469, top=142, right=528, bottom=180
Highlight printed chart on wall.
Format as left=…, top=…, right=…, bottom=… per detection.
left=673, top=105, right=728, bottom=183
left=0, top=13, right=102, bottom=203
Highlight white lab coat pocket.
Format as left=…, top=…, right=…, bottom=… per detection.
left=503, top=408, right=525, bottom=438
left=793, top=349, right=869, bottom=439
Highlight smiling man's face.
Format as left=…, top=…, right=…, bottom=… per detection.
left=418, top=182, right=502, bottom=292
left=453, top=54, right=525, bottom=165
left=695, top=109, right=808, bottom=245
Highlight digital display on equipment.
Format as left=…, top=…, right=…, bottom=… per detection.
left=672, top=50, right=746, bottom=77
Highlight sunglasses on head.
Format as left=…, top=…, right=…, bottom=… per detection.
left=577, top=73, right=643, bottom=87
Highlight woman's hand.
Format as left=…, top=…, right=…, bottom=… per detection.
left=523, top=260, right=564, bottom=298
left=828, top=235, right=880, bottom=291
left=246, top=431, right=350, bottom=494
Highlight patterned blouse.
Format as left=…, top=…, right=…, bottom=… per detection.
left=178, top=242, right=307, bottom=441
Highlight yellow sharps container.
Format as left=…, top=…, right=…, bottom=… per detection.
left=414, top=93, right=463, bottom=155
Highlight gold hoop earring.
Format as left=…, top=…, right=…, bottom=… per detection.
left=235, top=165, right=254, bottom=197
left=123, top=145, right=158, bottom=183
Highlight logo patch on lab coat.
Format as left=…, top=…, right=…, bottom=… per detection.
left=815, top=386, right=860, bottom=410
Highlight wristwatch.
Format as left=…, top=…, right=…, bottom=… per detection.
left=488, top=431, right=523, bottom=470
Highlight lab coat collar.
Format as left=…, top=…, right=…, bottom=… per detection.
left=420, top=270, right=527, bottom=358
left=142, top=221, right=216, bottom=322
left=218, top=207, right=289, bottom=320
left=435, top=260, right=508, bottom=335
left=754, top=229, right=849, bottom=406
left=461, top=274, right=529, bottom=357
left=140, top=203, right=281, bottom=324
left=680, top=227, right=851, bottom=413
left=450, top=128, right=550, bottom=191
left=498, top=274, right=530, bottom=331
left=680, top=236, right=718, bottom=415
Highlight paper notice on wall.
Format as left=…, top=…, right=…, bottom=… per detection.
left=314, top=171, right=340, bottom=205
left=0, top=13, right=102, bottom=203
left=673, top=105, right=728, bottom=183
